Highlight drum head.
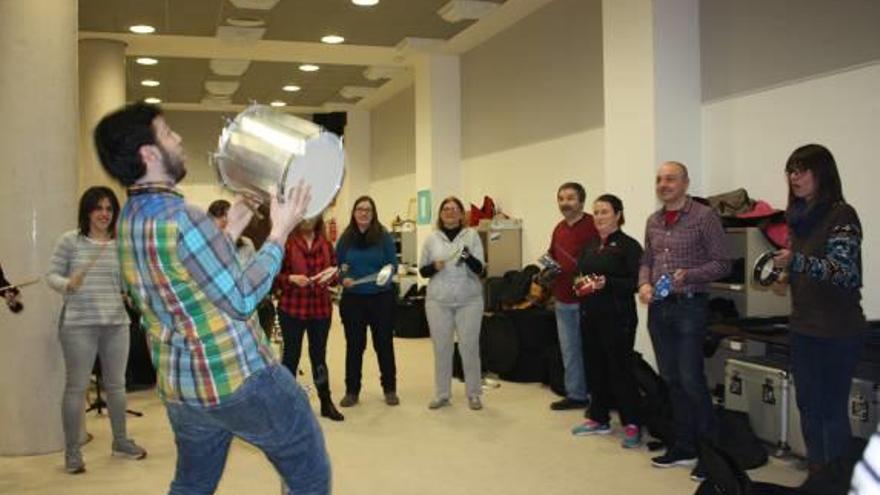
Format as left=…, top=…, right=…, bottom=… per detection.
left=753, top=250, right=780, bottom=286
left=284, top=132, right=345, bottom=219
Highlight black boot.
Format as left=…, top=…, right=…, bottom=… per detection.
left=319, top=389, right=345, bottom=421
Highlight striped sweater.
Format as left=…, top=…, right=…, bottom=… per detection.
left=46, top=230, right=129, bottom=327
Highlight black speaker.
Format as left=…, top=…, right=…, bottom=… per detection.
left=312, top=112, right=347, bottom=137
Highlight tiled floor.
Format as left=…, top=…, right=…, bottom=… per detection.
left=0, top=325, right=806, bottom=494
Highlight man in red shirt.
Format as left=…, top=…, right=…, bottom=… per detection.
left=547, top=182, right=598, bottom=410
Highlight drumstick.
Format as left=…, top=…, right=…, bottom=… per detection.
left=0, top=277, right=40, bottom=292
left=69, top=241, right=110, bottom=284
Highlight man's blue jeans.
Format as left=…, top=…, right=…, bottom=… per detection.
left=790, top=331, right=863, bottom=465
left=164, top=364, right=331, bottom=494
left=555, top=302, right=588, bottom=401
left=648, top=294, right=715, bottom=453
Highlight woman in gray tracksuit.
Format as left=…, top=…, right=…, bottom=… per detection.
left=419, top=196, right=486, bottom=411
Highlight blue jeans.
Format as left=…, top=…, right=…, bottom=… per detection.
left=648, top=294, right=715, bottom=452
left=164, top=364, right=331, bottom=495
left=555, top=302, right=588, bottom=401
left=790, top=331, right=863, bottom=465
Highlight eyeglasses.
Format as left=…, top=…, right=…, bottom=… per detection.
left=785, top=165, right=807, bottom=176
left=355, top=207, right=373, bottom=213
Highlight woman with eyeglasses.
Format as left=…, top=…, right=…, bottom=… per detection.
left=336, top=196, right=399, bottom=408
left=46, top=186, right=147, bottom=474
left=420, top=196, right=486, bottom=411
left=772, top=144, right=866, bottom=493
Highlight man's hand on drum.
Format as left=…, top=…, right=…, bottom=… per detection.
left=268, top=181, right=311, bottom=245
left=225, top=194, right=260, bottom=241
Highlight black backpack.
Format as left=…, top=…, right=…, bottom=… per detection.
left=716, top=408, right=769, bottom=471
left=631, top=352, right=676, bottom=449
left=496, top=265, right=540, bottom=307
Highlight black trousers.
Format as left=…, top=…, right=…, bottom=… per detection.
left=278, top=312, right=333, bottom=393
left=583, top=314, right=641, bottom=426
left=339, top=290, right=397, bottom=394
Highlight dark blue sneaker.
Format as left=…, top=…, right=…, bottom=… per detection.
left=651, top=447, right=697, bottom=468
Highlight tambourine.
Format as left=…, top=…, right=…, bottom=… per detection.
left=537, top=253, right=563, bottom=285
left=573, top=274, right=599, bottom=297
left=753, top=250, right=784, bottom=286
left=212, top=104, right=345, bottom=219
left=349, top=264, right=394, bottom=287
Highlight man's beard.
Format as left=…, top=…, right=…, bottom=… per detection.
left=160, top=146, right=186, bottom=183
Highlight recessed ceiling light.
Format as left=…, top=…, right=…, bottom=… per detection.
left=270, top=100, right=286, bottom=107
left=299, top=64, right=319, bottom=72
left=144, top=97, right=162, bottom=104
left=282, top=85, right=301, bottom=92
left=141, top=79, right=160, bottom=87
left=352, top=0, right=379, bottom=6
left=129, top=25, right=156, bottom=34
left=321, top=35, right=345, bottom=44
left=135, top=57, right=158, bottom=66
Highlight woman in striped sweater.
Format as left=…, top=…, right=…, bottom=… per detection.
left=47, top=186, right=146, bottom=474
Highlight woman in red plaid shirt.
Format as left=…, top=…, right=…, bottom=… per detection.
left=275, top=216, right=345, bottom=421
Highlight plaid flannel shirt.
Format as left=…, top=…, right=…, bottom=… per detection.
left=117, top=184, right=280, bottom=407
left=638, top=196, right=731, bottom=294
left=274, top=233, right=337, bottom=320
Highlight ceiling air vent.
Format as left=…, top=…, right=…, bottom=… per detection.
left=205, top=81, right=240, bottom=96
left=339, top=86, right=377, bottom=99
left=210, top=59, right=251, bottom=76
left=437, top=0, right=499, bottom=23
left=228, top=0, right=280, bottom=10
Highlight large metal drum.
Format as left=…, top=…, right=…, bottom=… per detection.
left=213, top=105, right=345, bottom=218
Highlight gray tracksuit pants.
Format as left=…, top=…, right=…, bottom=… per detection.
left=425, top=300, right=484, bottom=399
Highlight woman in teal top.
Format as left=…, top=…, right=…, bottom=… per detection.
left=336, top=195, right=399, bottom=408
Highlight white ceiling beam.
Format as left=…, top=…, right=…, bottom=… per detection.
left=444, top=0, right=556, bottom=54
left=355, top=71, right=415, bottom=110
left=161, top=102, right=325, bottom=114
left=79, top=32, right=406, bottom=67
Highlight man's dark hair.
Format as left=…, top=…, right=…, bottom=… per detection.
left=78, top=186, right=120, bottom=238
left=207, top=199, right=231, bottom=219
left=93, top=102, right=162, bottom=186
left=557, top=182, right=586, bottom=204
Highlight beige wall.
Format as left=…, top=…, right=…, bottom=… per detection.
left=369, top=86, right=416, bottom=226
left=458, top=0, right=606, bottom=267
left=370, top=86, right=415, bottom=181
left=163, top=110, right=229, bottom=185
left=461, top=0, right=604, bottom=159
left=700, top=0, right=880, bottom=101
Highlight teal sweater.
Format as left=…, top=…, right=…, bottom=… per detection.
left=336, top=231, right=397, bottom=295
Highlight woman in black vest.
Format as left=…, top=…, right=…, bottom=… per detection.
left=773, top=144, right=866, bottom=493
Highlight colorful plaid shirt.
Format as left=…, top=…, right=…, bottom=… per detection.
left=117, top=184, right=280, bottom=407
left=638, top=196, right=731, bottom=294
left=274, top=233, right=337, bottom=320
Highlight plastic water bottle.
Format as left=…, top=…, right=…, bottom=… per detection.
left=654, top=273, right=672, bottom=301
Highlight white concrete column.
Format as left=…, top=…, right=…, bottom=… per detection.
left=78, top=39, right=127, bottom=198
left=0, top=0, right=78, bottom=455
left=413, top=52, right=462, bottom=250
left=602, top=0, right=702, bottom=367
left=336, top=109, right=372, bottom=232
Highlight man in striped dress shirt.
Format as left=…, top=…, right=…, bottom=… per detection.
left=93, top=102, right=330, bottom=495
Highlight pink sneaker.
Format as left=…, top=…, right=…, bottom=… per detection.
left=622, top=424, right=641, bottom=448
